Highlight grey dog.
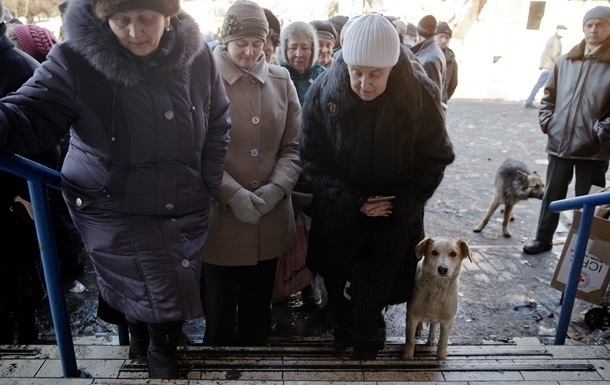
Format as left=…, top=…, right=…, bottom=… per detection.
left=473, top=158, right=545, bottom=238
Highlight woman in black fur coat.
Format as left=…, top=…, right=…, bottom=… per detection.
left=300, top=14, right=455, bottom=359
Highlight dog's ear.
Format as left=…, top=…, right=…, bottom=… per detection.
left=516, top=169, right=529, bottom=179
left=415, top=237, right=432, bottom=260
left=457, top=239, right=473, bottom=262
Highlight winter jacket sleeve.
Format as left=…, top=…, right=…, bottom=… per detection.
left=447, top=60, right=458, bottom=101
left=0, top=44, right=77, bottom=155
left=266, top=69, right=301, bottom=196
left=200, top=45, right=231, bottom=196
left=539, top=63, right=557, bottom=135
left=392, top=73, right=455, bottom=224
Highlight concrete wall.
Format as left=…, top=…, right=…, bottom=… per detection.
left=451, top=0, right=608, bottom=100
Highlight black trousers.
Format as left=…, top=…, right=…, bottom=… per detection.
left=536, top=155, right=608, bottom=244
left=202, top=258, right=277, bottom=346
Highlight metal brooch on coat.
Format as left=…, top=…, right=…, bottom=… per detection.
left=328, top=102, right=338, bottom=113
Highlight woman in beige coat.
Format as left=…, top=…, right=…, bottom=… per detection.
left=201, top=0, right=302, bottom=346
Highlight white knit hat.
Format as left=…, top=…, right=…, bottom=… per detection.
left=342, top=13, right=400, bottom=68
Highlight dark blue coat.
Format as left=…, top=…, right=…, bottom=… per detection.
left=0, top=0, right=231, bottom=323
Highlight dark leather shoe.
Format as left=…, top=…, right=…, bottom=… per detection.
left=523, top=240, right=552, bottom=255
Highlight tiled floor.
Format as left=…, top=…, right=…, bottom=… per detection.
left=1, top=337, right=609, bottom=384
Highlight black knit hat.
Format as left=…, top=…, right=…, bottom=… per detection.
left=91, top=0, right=180, bottom=19
left=263, top=8, right=280, bottom=35
left=435, top=21, right=452, bottom=37
left=329, top=15, right=349, bottom=36
left=310, top=19, right=337, bottom=42
left=406, top=22, right=417, bottom=37
left=417, top=14, right=437, bottom=38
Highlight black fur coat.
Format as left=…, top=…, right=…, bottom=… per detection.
left=300, top=48, right=455, bottom=315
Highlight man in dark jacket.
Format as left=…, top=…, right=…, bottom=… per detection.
left=300, top=14, right=454, bottom=360
left=435, top=21, right=458, bottom=107
left=524, top=6, right=610, bottom=255
left=410, top=14, right=446, bottom=96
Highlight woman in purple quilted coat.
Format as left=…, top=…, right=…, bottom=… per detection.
left=0, top=0, right=231, bottom=378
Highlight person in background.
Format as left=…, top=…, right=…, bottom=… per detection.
left=8, top=24, right=58, bottom=63
left=392, top=19, right=409, bottom=48
left=410, top=14, right=446, bottom=94
left=263, top=7, right=281, bottom=64
left=0, top=0, right=231, bottom=378
left=405, top=22, right=418, bottom=47
left=328, top=14, right=348, bottom=54
left=524, top=24, right=567, bottom=108
left=58, top=1, right=69, bottom=41
left=2, top=4, right=19, bottom=24
left=523, top=6, right=610, bottom=255
left=434, top=21, right=459, bottom=107
left=202, top=0, right=301, bottom=347
left=300, top=14, right=454, bottom=360
left=279, top=20, right=325, bottom=306
left=279, top=20, right=325, bottom=106
left=310, top=19, right=337, bottom=68
left=0, top=0, right=50, bottom=345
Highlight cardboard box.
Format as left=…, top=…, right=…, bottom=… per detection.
left=550, top=209, right=610, bottom=305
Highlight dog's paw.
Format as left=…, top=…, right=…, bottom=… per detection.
left=402, top=351, right=414, bottom=360
left=426, top=338, right=437, bottom=347
left=472, top=227, right=482, bottom=233
left=436, top=346, right=448, bottom=360
left=502, top=231, right=512, bottom=238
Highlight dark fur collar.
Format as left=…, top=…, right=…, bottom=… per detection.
left=63, top=0, right=203, bottom=86
left=315, top=46, right=437, bottom=118
left=566, top=37, right=610, bottom=63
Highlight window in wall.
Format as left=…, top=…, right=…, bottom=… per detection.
left=527, top=1, right=546, bottom=30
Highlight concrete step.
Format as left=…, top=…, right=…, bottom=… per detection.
left=1, top=337, right=609, bottom=383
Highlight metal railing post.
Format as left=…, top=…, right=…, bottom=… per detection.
left=0, top=154, right=79, bottom=377
left=549, top=191, right=610, bottom=345
left=552, top=204, right=594, bottom=345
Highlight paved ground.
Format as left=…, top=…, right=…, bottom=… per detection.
left=38, top=99, right=610, bottom=348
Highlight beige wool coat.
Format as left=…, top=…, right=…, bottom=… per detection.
left=204, top=46, right=302, bottom=266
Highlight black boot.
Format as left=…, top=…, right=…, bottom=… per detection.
left=147, top=321, right=183, bottom=379
left=127, top=320, right=150, bottom=360
left=352, top=340, right=381, bottom=360
left=0, top=311, right=15, bottom=344
left=14, top=304, right=38, bottom=344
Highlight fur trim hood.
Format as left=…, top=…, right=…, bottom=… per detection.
left=313, top=47, right=438, bottom=126
left=63, top=0, right=203, bottom=86
left=91, top=0, right=180, bottom=19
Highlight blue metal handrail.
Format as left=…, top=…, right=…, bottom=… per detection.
left=0, top=154, right=78, bottom=377
left=549, top=190, right=610, bottom=345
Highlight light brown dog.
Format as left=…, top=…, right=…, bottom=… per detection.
left=403, top=237, right=472, bottom=360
